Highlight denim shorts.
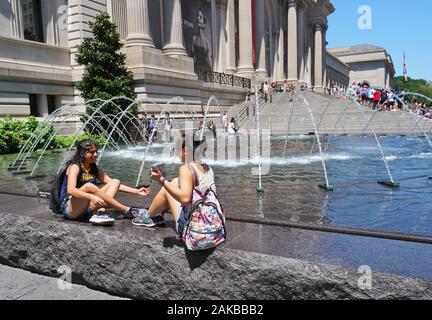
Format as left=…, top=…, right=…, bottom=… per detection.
left=176, top=207, right=185, bottom=236
left=62, top=196, right=93, bottom=220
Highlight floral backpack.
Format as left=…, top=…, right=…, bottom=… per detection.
left=179, top=164, right=226, bottom=251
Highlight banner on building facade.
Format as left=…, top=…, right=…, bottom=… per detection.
left=181, top=0, right=213, bottom=71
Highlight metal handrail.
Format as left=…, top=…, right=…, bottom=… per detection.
left=195, top=68, right=251, bottom=89
left=235, top=88, right=281, bottom=128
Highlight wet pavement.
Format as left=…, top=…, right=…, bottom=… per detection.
left=1, top=192, right=432, bottom=281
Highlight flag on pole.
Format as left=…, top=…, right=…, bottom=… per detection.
left=403, top=52, right=408, bottom=81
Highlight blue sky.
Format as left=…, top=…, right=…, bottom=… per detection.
left=327, top=0, right=432, bottom=81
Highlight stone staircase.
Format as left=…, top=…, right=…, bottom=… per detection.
left=240, top=91, right=432, bottom=136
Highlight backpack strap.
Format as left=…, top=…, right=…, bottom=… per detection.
left=187, top=163, right=199, bottom=187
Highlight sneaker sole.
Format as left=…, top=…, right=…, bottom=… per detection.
left=90, top=220, right=115, bottom=227
left=132, top=221, right=156, bottom=228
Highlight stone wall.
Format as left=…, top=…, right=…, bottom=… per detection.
left=0, top=213, right=431, bottom=300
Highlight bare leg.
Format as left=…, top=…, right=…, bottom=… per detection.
left=164, top=189, right=182, bottom=222
left=75, top=183, right=128, bottom=213
left=148, top=178, right=181, bottom=221
left=93, top=179, right=121, bottom=213
left=67, top=180, right=125, bottom=220
left=147, top=188, right=170, bottom=217
left=67, top=195, right=91, bottom=220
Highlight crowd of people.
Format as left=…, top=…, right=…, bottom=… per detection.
left=328, top=83, right=346, bottom=98
left=329, top=82, right=432, bottom=119
left=346, top=83, right=405, bottom=111
left=409, top=97, right=432, bottom=119
left=246, top=80, right=308, bottom=103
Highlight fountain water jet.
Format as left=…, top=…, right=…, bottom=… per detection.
left=299, top=95, right=334, bottom=191
left=254, top=86, right=264, bottom=193
left=352, top=97, right=399, bottom=188
left=135, top=97, right=184, bottom=187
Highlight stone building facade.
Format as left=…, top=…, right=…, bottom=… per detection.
left=325, top=51, right=350, bottom=91
left=328, top=44, right=395, bottom=89
left=1, top=0, right=340, bottom=119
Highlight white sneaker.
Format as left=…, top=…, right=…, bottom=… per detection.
left=90, top=213, right=115, bottom=227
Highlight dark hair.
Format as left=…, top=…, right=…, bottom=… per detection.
left=67, top=139, right=99, bottom=167
left=181, top=132, right=208, bottom=168
left=197, top=8, right=207, bottom=26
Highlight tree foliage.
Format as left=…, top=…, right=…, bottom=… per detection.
left=0, top=116, right=55, bottom=154
left=0, top=117, right=107, bottom=155
left=394, top=76, right=432, bottom=105
left=75, top=12, right=136, bottom=134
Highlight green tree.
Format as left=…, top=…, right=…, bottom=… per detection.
left=75, top=12, right=136, bottom=136
left=394, top=76, right=432, bottom=105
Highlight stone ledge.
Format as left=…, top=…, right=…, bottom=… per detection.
left=0, top=212, right=431, bottom=300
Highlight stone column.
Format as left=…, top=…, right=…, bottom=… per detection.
left=215, top=0, right=227, bottom=72
left=322, top=24, right=328, bottom=91
left=313, top=23, right=323, bottom=90
left=41, top=0, right=56, bottom=45
left=269, top=25, right=275, bottom=80
left=254, top=0, right=267, bottom=77
left=297, top=3, right=305, bottom=83
left=305, top=25, right=313, bottom=87
left=237, top=0, right=254, bottom=77
left=277, top=28, right=285, bottom=81
left=108, top=0, right=128, bottom=40
left=272, top=29, right=281, bottom=81
left=10, top=0, right=23, bottom=39
left=287, top=0, right=298, bottom=82
left=126, top=0, right=154, bottom=47
left=162, top=0, right=186, bottom=56
left=37, top=95, right=49, bottom=118
left=225, top=0, right=237, bottom=73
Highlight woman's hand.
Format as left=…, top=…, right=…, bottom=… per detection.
left=136, top=187, right=151, bottom=196
left=90, top=194, right=106, bottom=207
left=151, top=167, right=163, bottom=182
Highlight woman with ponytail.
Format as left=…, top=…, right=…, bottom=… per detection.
left=60, top=139, right=152, bottom=226
left=132, top=133, right=220, bottom=234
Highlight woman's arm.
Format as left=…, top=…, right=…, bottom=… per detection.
left=98, top=169, right=150, bottom=196
left=152, top=165, right=193, bottom=205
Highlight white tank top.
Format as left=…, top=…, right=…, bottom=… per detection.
left=189, top=162, right=216, bottom=193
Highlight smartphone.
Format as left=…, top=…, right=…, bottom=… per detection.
left=151, top=163, right=167, bottom=178
left=136, top=184, right=150, bottom=189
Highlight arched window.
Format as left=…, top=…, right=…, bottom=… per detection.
left=21, top=0, right=44, bottom=42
